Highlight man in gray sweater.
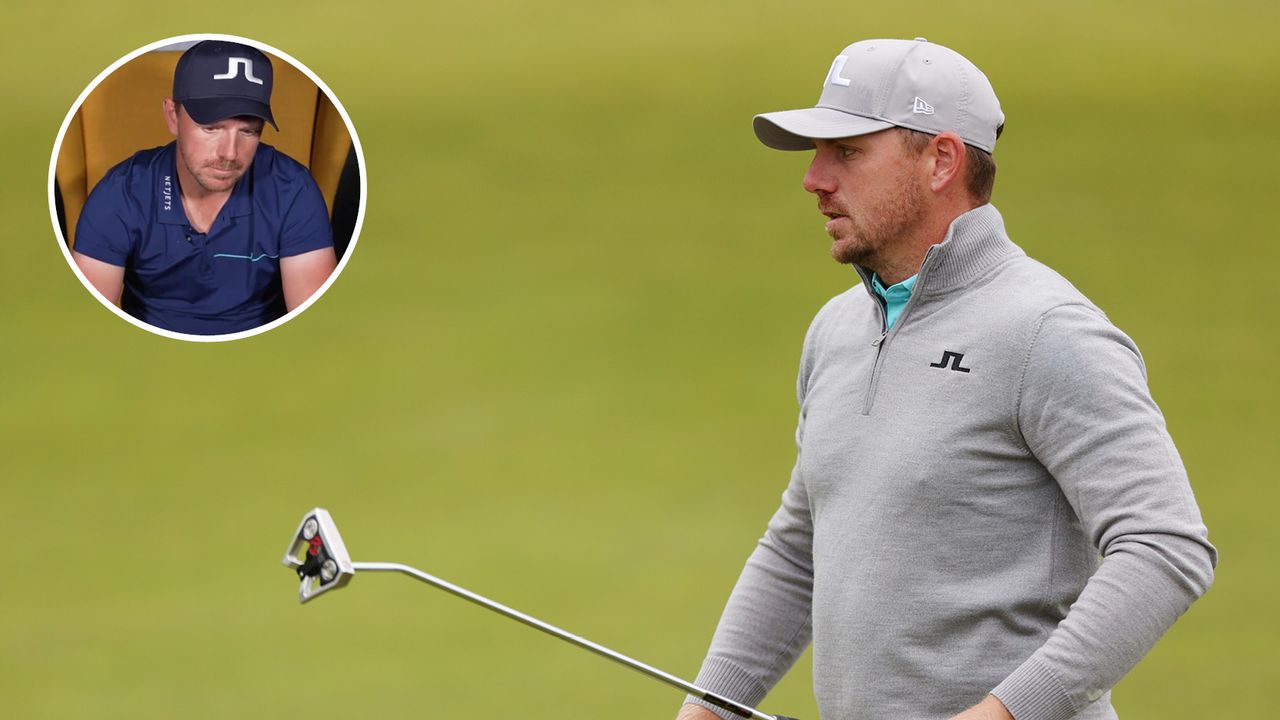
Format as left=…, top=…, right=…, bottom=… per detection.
left=676, top=38, right=1215, bottom=720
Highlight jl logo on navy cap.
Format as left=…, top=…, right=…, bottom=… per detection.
left=172, top=40, right=278, bottom=130
left=213, top=57, right=265, bottom=85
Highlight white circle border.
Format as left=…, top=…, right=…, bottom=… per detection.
left=47, top=32, right=369, bottom=343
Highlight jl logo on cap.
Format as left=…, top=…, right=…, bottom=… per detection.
left=173, top=40, right=278, bottom=130
left=213, top=57, right=265, bottom=85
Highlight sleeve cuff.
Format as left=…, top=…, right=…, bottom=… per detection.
left=681, top=655, right=769, bottom=720
left=991, top=655, right=1077, bottom=720
left=279, top=238, right=334, bottom=257
left=71, top=242, right=128, bottom=267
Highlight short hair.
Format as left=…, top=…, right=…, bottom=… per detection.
left=895, top=128, right=997, bottom=205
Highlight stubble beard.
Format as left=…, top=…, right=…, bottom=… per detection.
left=828, top=174, right=927, bottom=268
left=177, top=143, right=244, bottom=195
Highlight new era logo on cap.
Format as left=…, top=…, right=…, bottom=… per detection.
left=912, top=97, right=935, bottom=115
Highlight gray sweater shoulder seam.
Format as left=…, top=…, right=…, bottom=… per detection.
left=1013, top=302, right=1106, bottom=442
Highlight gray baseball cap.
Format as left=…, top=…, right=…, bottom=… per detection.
left=753, top=38, right=1004, bottom=153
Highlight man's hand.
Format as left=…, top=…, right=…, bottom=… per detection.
left=676, top=703, right=723, bottom=720
left=949, top=694, right=1014, bottom=720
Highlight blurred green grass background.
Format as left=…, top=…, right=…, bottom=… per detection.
left=2, top=1, right=1276, bottom=717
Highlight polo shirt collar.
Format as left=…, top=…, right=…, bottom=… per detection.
left=156, top=141, right=255, bottom=227
left=157, top=143, right=188, bottom=226
left=871, top=272, right=918, bottom=302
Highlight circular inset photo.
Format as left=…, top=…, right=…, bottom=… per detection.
left=50, top=33, right=366, bottom=341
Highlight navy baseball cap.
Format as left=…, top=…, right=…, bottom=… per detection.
left=172, top=40, right=277, bottom=130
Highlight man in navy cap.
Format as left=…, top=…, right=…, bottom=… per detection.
left=72, top=39, right=337, bottom=336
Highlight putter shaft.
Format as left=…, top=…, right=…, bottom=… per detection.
left=351, top=561, right=786, bottom=720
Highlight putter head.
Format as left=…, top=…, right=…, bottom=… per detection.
left=282, top=508, right=354, bottom=603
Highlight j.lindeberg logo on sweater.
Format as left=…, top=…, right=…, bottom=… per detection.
left=929, top=350, right=972, bottom=373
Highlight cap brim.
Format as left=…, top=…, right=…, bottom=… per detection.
left=181, top=97, right=278, bottom=131
left=753, top=108, right=895, bottom=150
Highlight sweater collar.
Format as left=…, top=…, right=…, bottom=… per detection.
left=854, top=204, right=1023, bottom=298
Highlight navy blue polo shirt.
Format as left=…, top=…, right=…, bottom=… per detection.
left=74, top=142, right=333, bottom=335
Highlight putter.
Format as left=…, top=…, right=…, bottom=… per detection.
left=282, top=508, right=799, bottom=720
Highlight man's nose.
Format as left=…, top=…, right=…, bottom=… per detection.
left=215, top=132, right=239, bottom=160
left=802, top=151, right=834, bottom=194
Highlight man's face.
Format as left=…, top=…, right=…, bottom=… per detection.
left=802, top=130, right=928, bottom=267
left=164, top=99, right=263, bottom=195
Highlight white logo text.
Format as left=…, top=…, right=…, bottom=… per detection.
left=826, top=56, right=852, bottom=87
left=213, top=57, right=264, bottom=85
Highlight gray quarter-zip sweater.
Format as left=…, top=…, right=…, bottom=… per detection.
left=687, top=204, right=1216, bottom=720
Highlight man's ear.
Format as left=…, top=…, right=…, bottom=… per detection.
left=928, top=131, right=967, bottom=194
left=162, top=98, right=179, bottom=136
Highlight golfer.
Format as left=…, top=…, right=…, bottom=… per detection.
left=72, top=40, right=337, bottom=335
left=677, top=38, right=1215, bottom=720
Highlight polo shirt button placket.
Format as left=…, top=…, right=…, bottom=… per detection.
left=205, top=218, right=221, bottom=275
left=187, top=228, right=211, bottom=274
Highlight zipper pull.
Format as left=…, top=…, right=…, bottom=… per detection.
left=871, top=330, right=888, bottom=347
